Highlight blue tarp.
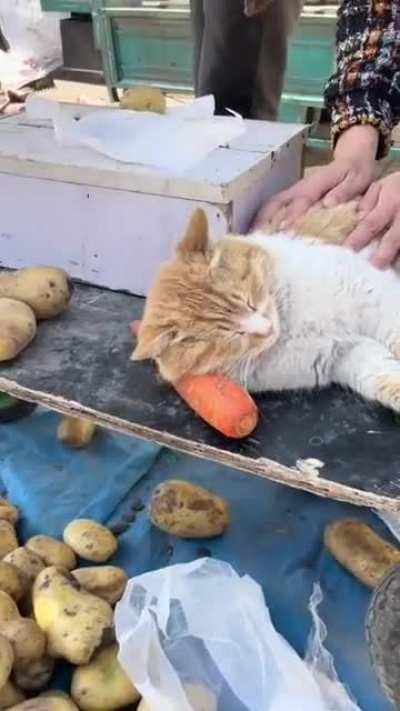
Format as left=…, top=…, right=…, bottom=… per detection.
left=0, top=408, right=394, bottom=710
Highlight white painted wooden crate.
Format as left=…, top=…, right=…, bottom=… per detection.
left=0, top=109, right=307, bottom=296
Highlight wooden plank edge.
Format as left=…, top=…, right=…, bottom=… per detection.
left=0, top=375, right=398, bottom=512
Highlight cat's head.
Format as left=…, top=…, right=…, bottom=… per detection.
left=131, top=209, right=280, bottom=384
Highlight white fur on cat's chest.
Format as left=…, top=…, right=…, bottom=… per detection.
left=244, top=232, right=400, bottom=393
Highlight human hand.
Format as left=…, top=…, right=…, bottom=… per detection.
left=345, top=172, right=400, bottom=269
left=252, top=125, right=379, bottom=231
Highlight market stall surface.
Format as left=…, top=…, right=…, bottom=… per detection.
left=1, top=283, right=400, bottom=512
left=0, top=407, right=394, bottom=710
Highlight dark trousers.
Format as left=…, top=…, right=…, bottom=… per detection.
left=190, top=0, right=303, bottom=120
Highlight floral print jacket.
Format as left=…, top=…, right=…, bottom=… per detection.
left=324, top=0, right=400, bottom=158
left=246, top=1, right=400, bottom=158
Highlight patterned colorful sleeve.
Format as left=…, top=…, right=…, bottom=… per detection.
left=324, top=0, right=400, bottom=158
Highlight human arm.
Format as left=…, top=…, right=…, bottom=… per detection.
left=252, top=0, right=400, bottom=232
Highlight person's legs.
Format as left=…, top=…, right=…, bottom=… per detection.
left=191, top=0, right=264, bottom=117
left=252, top=0, right=303, bottom=120
left=189, top=0, right=204, bottom=96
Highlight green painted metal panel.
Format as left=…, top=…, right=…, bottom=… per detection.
left=284, top=16, right=336, bottom=96
left=41, top=0, right=91, bottom=12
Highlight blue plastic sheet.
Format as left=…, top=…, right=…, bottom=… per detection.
left=0, top=408, right=393, bottom=711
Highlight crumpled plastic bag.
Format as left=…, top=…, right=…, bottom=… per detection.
left=115, top=558, right=360, bottom=711
left=24, top=94, right=245, bottom=174
left=0, top=0, right=66, bottom=89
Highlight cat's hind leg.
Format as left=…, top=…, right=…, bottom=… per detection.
left=333, top=339, right=400, bottom=412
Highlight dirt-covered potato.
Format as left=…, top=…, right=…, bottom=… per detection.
left=71, top=643, right=140, bottom=711
left=0, top=299, right=37, bottom=362
left=3, top=548, right=45, bottom=585
left=0, top=680, right=25, bottom=708
left=13, top=655, right=55, bottom=692
left=0, top=520, right=19, bottom=558
left=57, top=417, right=97, bottom=449
left=63, top=520, right=117, bottom=563
left=137, top=683, right=217, bottom=711
left=0, top=498, right=19, bottom=525
left=325, top=519, right=400, bottom=588
left=0, top=562, right=27, bottom=602
left=33, top=566, right=114, bottom=665
left=0, top=633, right=14, bottom=688
left=2, top=618, right=46, bottom=668
left=150, top=480, right=230, bottom=539
left=120, top=86, right=166, bottom=114
left=0, top=591, right=19, bottom=621
left=0, top=267, right=72, bottom=320
left=39, top=691, right=80, bottom=710
left=71, top=566, right=128, bottom=606
left=8, top=692, right=79, bottom=710
left=26, top=536, right=76, bottom=571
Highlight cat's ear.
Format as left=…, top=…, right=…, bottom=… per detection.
left=130, top=325, right=171, bottom=361
left=177, top=209, right=209, bottom=256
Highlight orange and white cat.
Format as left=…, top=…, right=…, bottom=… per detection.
left=132, top=203, right=400, bottom=412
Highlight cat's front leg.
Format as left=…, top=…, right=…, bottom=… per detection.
left=333, top=339, right=400, bottom=412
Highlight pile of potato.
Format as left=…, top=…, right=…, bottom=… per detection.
left=0, top=500, right=138, bottom=710
left=0, top=479, right=229, bottom=710
left=0, top=266, right=72, bottom=362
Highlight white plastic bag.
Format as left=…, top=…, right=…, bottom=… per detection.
left=0, top=0, right=66, bottom=89
left=25, top=94, right=245, bottom=174
left=305, top=584, right=361, bottom=711
left=115, top=558, right=359, bottom=711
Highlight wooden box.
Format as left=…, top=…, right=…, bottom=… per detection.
left=0, top=110, right=306, bottom=296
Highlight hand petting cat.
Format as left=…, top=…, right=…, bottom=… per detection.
left=253, top=125, right=400, bottom=270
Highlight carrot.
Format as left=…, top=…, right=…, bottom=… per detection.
left=130, top=319, right=259, bottom=438
left=130, top=320, right=142, bottom=337
left=175, top=373, right=258, bottom=438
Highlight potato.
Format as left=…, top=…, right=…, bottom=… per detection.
left=71, top=644, right=140, bottom=711
left=3, top=548, right=45, bottom=585
left=0, top=299, right=37, bottom=362
left=120, top=86, right=166, bottom=114
left=0, top=520, right=19, bottom=558
left=13, top=656, right=55, bottom=691
left=33, top=566, right=114, bottom=665
left=0, top=498, right=19, bottom=525
left=8, top=693, right=78, bottom=711
left=150, top=480, right=230, bottom=539
left=26, top=537, right=76, bottom=571
left=0, top=680, right=25, bottom=709
left=63, top=520, right=117, bottom=563
left=0, top=591, right=19, bottom=621
left=325, top=519, right=400, bottom=588
left=0, top=633, right=14, bottom=688
left=2, top=618, right=46, bottom=668
left=0, top=562, right=27, bottom=602
left=57, top=417, right=97, bottom=449
left=39, top=691, right=80, bottom=710
left=137, top=683, right=217, bottom=711
left=0, top=267, right=72, bottom=320
left=71, top=566, right=127, bottom=605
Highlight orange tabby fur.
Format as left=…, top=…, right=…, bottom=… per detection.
left=132, top=202, right=360, bottom=384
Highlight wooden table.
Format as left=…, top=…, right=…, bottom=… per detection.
left=1, top=283, right=400, bottom=512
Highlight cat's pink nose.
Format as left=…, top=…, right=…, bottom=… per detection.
left=242, top=313, right=272, bottom=336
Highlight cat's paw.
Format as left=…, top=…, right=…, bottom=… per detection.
left=376, top=374, right=400, bottom=411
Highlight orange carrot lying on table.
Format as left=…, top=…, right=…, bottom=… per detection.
left=129, top=320, right=259, bottom=439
